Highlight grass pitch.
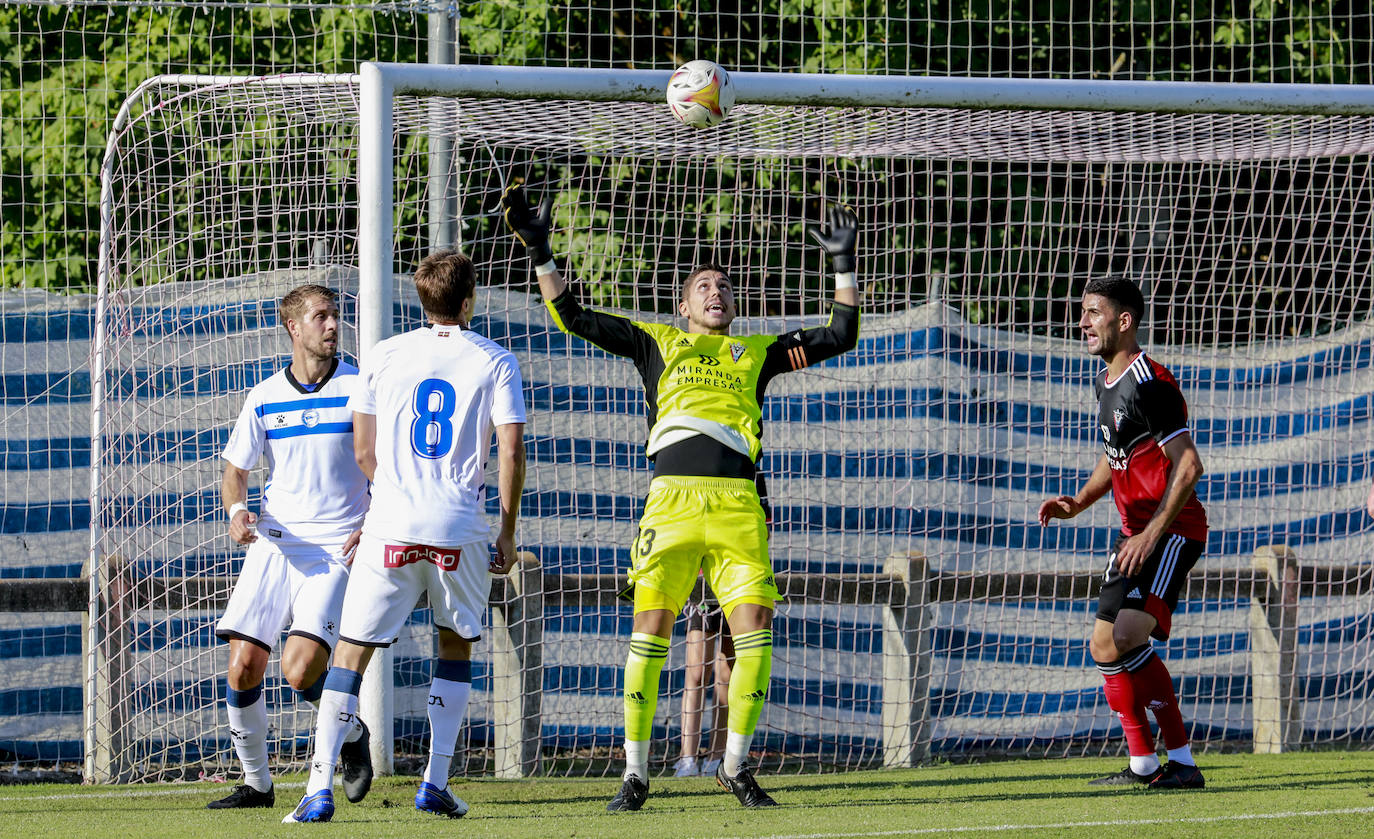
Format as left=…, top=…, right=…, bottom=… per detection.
left=2, top=753, right=1372, bottom=839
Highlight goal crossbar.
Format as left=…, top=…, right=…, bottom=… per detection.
left=363, top=62, right=1374, bottom=114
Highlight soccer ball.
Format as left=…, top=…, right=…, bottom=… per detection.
left=666, top=60, right=736, bottom=129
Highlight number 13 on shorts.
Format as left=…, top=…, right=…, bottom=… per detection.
left=632, top=527, right=656, bottom=564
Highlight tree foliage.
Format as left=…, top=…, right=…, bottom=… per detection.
left=3, top=0, right=1370, bottom=338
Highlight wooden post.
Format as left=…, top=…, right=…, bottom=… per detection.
left=882, top=552, right=932, bottom=767
left=490, top=551, right=543, bottom=777
left=1249, top=545, right=1301, bottom=753
left=87, top=555, right=132, bottom=783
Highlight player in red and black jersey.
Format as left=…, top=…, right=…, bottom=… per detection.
left=1039, top=277, right=1207, bottom=790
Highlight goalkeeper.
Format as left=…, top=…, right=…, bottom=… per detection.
left=503, top=183, right=860, bottom=811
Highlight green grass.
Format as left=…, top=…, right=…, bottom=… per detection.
left=2, top=753, right=1373, bottom=838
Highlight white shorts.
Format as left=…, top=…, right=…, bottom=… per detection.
left=215, top=538, right=350, bottom=651
left=339, top=533, right=492, bottom=646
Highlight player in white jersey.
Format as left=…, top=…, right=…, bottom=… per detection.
left=210, top=284, right=373, bottom=810
left=285, top=250, right=527, bottom=824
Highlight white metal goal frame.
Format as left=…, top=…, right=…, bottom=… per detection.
left=89, top=63, right=1374, bottom=781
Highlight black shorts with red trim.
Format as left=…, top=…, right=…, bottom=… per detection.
left=1095, top=532, right=1205, bottom=640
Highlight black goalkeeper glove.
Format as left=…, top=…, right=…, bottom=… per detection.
left=806, top=203, right=858, bottom=275
left=501, top=180, right=555, bottom=265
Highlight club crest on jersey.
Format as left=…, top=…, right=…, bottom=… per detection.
left=1113, top=408, right=1127, bottom=430
left=730, top=342, right=746, bottom=363
left=301, top=409, right=319, bottom=428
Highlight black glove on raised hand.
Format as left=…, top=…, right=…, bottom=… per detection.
left=501, top=180, right=554, bottom=265
left=806, top=203, right=858, bottom=274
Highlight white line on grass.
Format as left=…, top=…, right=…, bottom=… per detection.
left=713, top=806, right=1374, bottom=839
left=1, top=782, right=305, bottom=802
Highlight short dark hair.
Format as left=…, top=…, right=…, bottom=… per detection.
left=279, top=284, right=337, bottom=334
left=1084, top=276, right=1146, bottom=326
left=681, top=263, right=732, bottom=300
left=414, top=249, right=477, bottom=322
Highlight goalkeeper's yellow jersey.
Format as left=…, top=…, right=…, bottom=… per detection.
left=546, top=289, right=859, bottom=464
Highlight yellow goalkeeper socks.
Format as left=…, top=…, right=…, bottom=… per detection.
left=623, top=633, right=671, bottom=743
left=727, top=628, right=773, bottom=743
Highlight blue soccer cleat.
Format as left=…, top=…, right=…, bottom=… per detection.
left=282, top=789, right=334, bottom=823
left=415, top=781, right=468, bottom=818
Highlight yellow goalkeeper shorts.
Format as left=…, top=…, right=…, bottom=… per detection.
left=628, top=475, right=781, bottom=615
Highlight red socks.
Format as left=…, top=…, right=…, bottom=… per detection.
left=1097, top=644, right=1188, bottom=754
left=1129, top=648, right=1189, bottom=749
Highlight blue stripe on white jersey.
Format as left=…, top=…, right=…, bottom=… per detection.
left=255, top=395, right=350, bottom=417
left=264, top=421, right=354, bottom=440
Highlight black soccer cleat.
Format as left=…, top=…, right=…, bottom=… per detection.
left=1149, top=761, right=1205, bottom=789
left=1088, top=765, right=1162, bottom=786
left=715, top=761, right=778, bottom=807
left=606, top=775, right=649, bottom=812
left=206, top=783, right=274, bottom=809
left=339, top=720, right=374, bottom=803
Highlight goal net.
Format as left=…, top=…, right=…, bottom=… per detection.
left=92, top=68, right=1374, bottom=781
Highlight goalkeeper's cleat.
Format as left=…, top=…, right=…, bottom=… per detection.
left=1089, top=765, right=1162, bottom=786
left=1148, top=761, right=1206, bottom=790
left=415, top=781, right=468, bottom=818
left=206, top=783, right=274, bottom=809
left=673, top=756, right=699, bottom=777
left=715, top=761, right=778, bottom=808
left=339, top=720, right=373, bottom=803
left=606, top=775, right=649, bottom=812
left=282, top=789, right=334, bottom=823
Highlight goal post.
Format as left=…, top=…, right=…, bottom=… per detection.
left=93, top=65, right=1374, bottom=782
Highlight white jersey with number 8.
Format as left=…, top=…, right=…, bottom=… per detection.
left=350, top=324, right=526, bottom=547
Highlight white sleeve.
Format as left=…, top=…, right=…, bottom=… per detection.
left=221, top=393, right=264, bottom=470
left=490, top=353, right=527, bottom=425
left=348, top=350, right=379, bottom=416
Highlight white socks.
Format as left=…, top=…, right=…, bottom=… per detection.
left=1130, top=754, right=1161, bottom=776
left=306, top=680, right=360, bottom=795
left=623, top=740, right=648, bottom=781
left=723, top=731, right=753, bottom=777
left=1166, top=744, right=1196, bottom=766
left=226, top=686, right=270, bottom=792
left=423, top=675, right=472, bottom=789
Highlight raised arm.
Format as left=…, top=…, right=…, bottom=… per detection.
left=501, top=180, right=565, bottom=302
left=758, top=204, right=862, bottom=382
left=807, top=202, right=860, bottom=309
left=501, top=180, right=652, bottom=362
